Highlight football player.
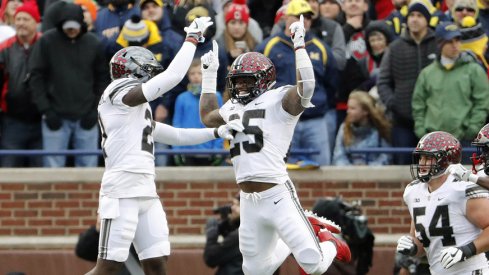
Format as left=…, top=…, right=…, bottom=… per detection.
left=198, top=15, right=351, bottom=275
left=447, top=123, right=489, bottom=190
left=86, top=17, right=244, bottom=275
left=397, top=131, right=489, bottom=274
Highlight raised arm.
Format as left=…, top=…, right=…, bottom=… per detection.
left=200, top=40, right=226, bottom=127
left=282, top=15, right=315, bottom=116
left=122, top=17, right=214, bottom=107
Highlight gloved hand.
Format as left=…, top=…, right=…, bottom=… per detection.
left=289, top=14, right=306, bottom=49
left=440, top=243, right=476, bottom=269
left=80, top=110, right=98, bottom=130
left=446, top=164, right=479, bottom=183
left=201, top=40, right=219, bottom=74
left=184, top=16, right=213, bottom=43
left=397, top=235, right=417, bottom=256
left=44, top=110, right=62, bottom=131
left=216, top=120, right=245, bottom=140
left=201, top=40, right=219, bottom=94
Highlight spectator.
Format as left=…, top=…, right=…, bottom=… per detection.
left=358, top=20, right=396, bottom=91
left=271, top=0, right=347, bottom=70
left=203, top=195, right=242, bottom=275
left=0, top=0, right=21, bottom=42
left=0, top=3, right=42, bottom=167
left=172, top=59, right=224, bottom=166
left=336, top=0, right=370, bottom=129
left=94, top=0, right=140, bottom=58
left=458, top=16, right=488, bottom=69
left=332, top=91, right=391, bottom=166
left=28, top=3, right=110, bottom=167
left=217, top=3, right=256, bottom=64
left=247, top=0, right=283, bottom=37
left=412, top=22, right=489, bottom=145
left=256, top=0, right=339, bottom=166
left=385, top=0, right=448, bottom=37
left=319, top=0, right=344, bottom=22
left=74, top=0, right=98, bottom=32
left=377, top=0, right=437, bottom=164
left=214, top=0, right=263, bottom=44
left=172, top=0, right=214, bottom=37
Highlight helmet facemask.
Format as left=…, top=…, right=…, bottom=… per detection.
left=411, top=151, right=448, bottom=183
left=227, top=74, right=261, bottom=105
left=129, top=56, right=163, bottom=82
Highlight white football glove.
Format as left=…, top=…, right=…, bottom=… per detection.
left=184, top=16, right=213, bottom=43
left=201, top=40, right=219, bottom=74
left=289, top=14, right=306, bottom=49
left=201, top=40, right=219, bottom=94
left=216, top=120, right=245, bottom=140
left=440, top=247, right=465, bottom=269
left=447, top=164, right=479, bottom=183
left=397, top=235, right=417, bottom=256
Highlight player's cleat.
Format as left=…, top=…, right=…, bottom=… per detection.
left=305, top=210, right=341, bottom=234
left=318, top=228, right=351, bottom=263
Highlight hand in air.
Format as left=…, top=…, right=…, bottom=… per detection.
left=289, top=14, right=306, bottom=49
left=201, top=40, right=219, bottom=74
left=184, top=16, right=213, bottom=43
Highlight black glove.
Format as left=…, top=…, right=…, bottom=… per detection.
left=44, top=110, right=62, bottom=130
left=80, top=110, right=98, bottom=130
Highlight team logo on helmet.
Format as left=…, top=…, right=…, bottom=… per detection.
left=410, top=131, right=462, bottom=182
left=109, top=46, right=163, bottom=82
left=226, top=52, right=276, bottom=105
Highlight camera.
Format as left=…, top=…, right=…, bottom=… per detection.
left=213, top=205, right=232, bottom=220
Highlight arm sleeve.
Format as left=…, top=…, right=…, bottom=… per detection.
left=142, top=42, right=196, bottom=102
left=153, top=121, right=216, bottom=145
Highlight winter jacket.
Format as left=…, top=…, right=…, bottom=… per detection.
left=0, top=33, right=42, bottom=121
left=28, top=3, right=109, bottom=119
left=377, top=29, right=437, bottom=128
left=412, top=52, right=489, bottom=140
left=332, top=123, right=391, bottom=166
left=256, top=31, right=339, bottom=119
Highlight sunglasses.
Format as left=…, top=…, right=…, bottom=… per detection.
left=454, top=6, right=475, bottom=12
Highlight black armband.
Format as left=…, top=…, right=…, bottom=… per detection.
left=459, top=242, right=477, bottom=260
left=213, top=128, right=219, bottom=138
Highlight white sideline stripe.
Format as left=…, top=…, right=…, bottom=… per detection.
left=0, top=234, right=401, bottom=249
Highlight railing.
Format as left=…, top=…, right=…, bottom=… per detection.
left=0, top=149, right=320, bottom=156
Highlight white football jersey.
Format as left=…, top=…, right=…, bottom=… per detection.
left=219, top=85, right=298, bottom=184
left=98, top=78, right=157, bottom=198
left=403, top=175, right=489, bottom=274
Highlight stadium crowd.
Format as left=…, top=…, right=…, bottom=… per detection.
left=0, top=0, right=488, bottom=168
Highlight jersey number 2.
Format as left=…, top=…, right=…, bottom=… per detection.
left=229, top=109, right=265, bottom=157
left=413, top=205, right=456, bottom=247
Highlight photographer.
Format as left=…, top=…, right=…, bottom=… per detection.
left=203, top=195, right=243, bottom=275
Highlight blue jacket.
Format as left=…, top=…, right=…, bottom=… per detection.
left=255, top=31, right=338, bottom=120
left=94, top=5, right=140, bottom=58
left=332, top=123, right=391, bottom=166
left=172, top=91, right=223, bottom=150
